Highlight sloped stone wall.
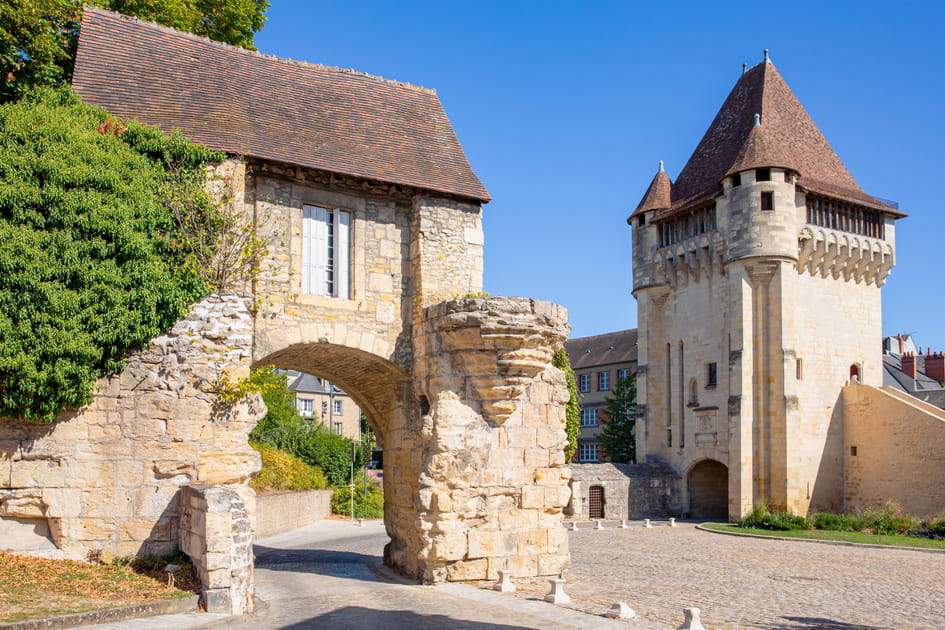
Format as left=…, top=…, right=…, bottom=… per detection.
left=0, top=293, right=263, bottom=559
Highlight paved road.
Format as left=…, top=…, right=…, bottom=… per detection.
left=510, top=521, right=945, bottom=630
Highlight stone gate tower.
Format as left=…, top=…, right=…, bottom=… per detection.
left=630, top=53, right=904, bottom=520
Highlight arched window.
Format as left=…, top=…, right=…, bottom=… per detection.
left=849, top=364, right=860, bottom=383
left=688, top=378, right=698, bottom=406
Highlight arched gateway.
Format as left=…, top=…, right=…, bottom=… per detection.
left=0, top=8, right=574, bottom=616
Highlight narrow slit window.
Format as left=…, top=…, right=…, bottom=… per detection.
left=706, top=362, right=718, bottom=387
left=761, top=191, right=774, bottom=211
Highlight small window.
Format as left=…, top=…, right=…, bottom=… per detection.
left=688, top=378, right=699, bottom=406
left=706, top=362, right=718, bottom=387
left=796, top=358, right=803, bottom=380
left=617, top=368, right=632, bottom=384
left=784, top=171, right=792, bottom=183
left=580, top=409, right=598, bottom=427
left=731, top=173, right=741, bottom=187
left=578, top=374, right=590, bottom=393
left=850, top=364, right=860, bottom=383
left=756, top=168, right=771, bottom=182
left=850, top=446, right=858, bottom=457
left=297, top=398, right=314, bottom=417
left=333, top=399, right=343, bottom=415
left=332, top=422, right=343, bottom=435
left=636, top=215, right=645, bottom=227
left=598, top=371, right=609, bottom=391
left=761, top=191, right=774, bottom=211
left=578, top=443, right=599, bottom=462
left=666, top=428, right=672, bottom=447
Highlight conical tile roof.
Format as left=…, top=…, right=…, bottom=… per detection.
left=629, top=163, right=672, bottom=220
left=662, top=56, right=898, bottom=216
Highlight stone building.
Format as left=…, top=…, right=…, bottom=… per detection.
left=564, top=330, right=638, bottom=462
left=284, top=371, right=362, bottom=440
left=0, top=8, right=574, bottom=613
left=630, top=52, right=945, bottom=520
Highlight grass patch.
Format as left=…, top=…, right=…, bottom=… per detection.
left=702, top=523, right=945, bottom=550
left=0, top=551, right=197, bottom=623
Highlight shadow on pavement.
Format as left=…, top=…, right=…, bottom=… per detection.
left=775, top=617, right=889, bottom=630
left=276, top=606, right=542, bottom=630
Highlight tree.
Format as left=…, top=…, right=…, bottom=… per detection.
left=552, top=348, right=581, bottom=462
left=0, top=0, right=269, bottom=102
left=598, top=374, right=637, bottom=463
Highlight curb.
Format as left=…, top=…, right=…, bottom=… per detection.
left=696, top=524, right=945, bottom=554
left=0, top=595, right=200, bottom=630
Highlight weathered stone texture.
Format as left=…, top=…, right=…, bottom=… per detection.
left=0, top=293, right=262, bottom=559
left=567, top=461, right=680, bottom=520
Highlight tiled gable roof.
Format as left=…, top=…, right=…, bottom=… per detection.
left=564, top=329, right=638, bottom=370
left=667, top=57, right=896, bottom=215
left=72, top=8, right=490, bottom=202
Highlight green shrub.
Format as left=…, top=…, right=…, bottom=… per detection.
left=737, top=504, right=808, bottom=531
left=0, top=87, right=219, bottom=421
left=250, top=442, right=328, bottom=493
left=810, top=512, right=858, bottom=532
left=330, top=479, right=384, bottom=519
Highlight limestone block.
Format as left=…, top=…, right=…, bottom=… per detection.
left=430, top=531, right=467, bottom=561
left=55, top=517, right=117, bottom=541
left=63, top=460, right=116, bottom=488
left=467, top=530, right=516, bottom=559
left=134, top=485, right=181, bottom=519
left=445, top=559, right=488, bottom=581
left=505, top=554, right=538, bottom=577
left=547, top=525, right=568, bottom=552
left=116, top=460, right=146, bottom=487
left=524, top=448, right=550, bottom=469
left=82, top=489, right=133, bottom=519
left=43, top=488, right=82, bottom=518
left=0, top=488, right=45, bottom=518
left=520, top=486, right=543, bottom=510
left=151, top=460, right=196, bottom=481
left=19, top=438, right=74, bottom=461
left=537, top=553, right=570, bottom=576
left=11, top=459, right=66, bottom=487
left=498, top=508, right=539, bottom=531
left=196, top=451, right=260, bottom=485
left=166, top=417, right=214, bottom=443
left=135, top=441, right=198, bottom=462
left=120, top=517, right=173, bottom=542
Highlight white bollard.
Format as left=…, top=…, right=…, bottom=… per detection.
left=569, top=521, right=579, bottom=531
left=644, top=518, right=652, bottom=528
left=595, top=520, right=604, bottom=530
left=676, top=606, right=706, bottom=630
left=619, top=519, right=628, bottom=529
left=669, top=517, right=677, bottom=527
left=606, top=602, right=636, bottom=620
left=493, top=570, right=516, bottom=593
left=357, top=518, right=364, bottom=527
left=544, top=578, right=571, bottom=605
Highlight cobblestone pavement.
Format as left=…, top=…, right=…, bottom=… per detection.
left=503, top=521, right=945, bottom=630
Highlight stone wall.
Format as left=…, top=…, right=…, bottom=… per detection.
left=180, top=484, right=254, bottom=615
left=0, top=294, right=262, bottom=560
left=842, top=385, right=945, bottom=516
left=255, top=489, right=332, bottom=539
left=567, top=461, right=679, bottom=520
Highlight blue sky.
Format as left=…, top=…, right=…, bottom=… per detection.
left=256, top=1, right=945, bottom=351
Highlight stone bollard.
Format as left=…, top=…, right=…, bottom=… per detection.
left=606, top=602, right=636, bottom=620
left=595, top=520, right=604, bottom=530
left=357, top=518, right=364, bottom=527
left=669, top=517, right=676, bottom=527
left=677, top=607, right=706, bottom=630
left=493, top=570, right=516, bottom=593
left=619, top=519, right=628, bottom=529
left=644, top=519, right=652, bottom=528
left=544, top=578, right=571, bottom=605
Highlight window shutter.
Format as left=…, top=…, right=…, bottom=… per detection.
left=337, top=210, right=350, bottom=298
left=302, top=205, right=329, bottom=296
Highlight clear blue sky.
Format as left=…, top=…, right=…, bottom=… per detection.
left=256, top=1, right=945, bottom=351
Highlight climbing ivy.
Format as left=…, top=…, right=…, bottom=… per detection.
left=0, top=87, right=221, bottom=421
left=552, top=348, right=581, bottom=461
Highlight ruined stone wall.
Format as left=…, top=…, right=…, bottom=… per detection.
left=0, top=294, right=263, bottom=560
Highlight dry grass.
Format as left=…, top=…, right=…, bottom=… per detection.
left=0, top=552, right=198, bottom=623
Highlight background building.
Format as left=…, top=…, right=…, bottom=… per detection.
left=282, top=370, right=362, bottom=439
left=564, top=329, right=638, bottom=462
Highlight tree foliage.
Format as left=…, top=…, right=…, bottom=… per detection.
left=598, top=374, right=637, bottom=464
left=0, top=0, right=269, bottom=102
left=247, top=367, right=366, bottom=488
left=552, top=348, right=580, bottom=462
left=0, top=87, right=219, bottom=421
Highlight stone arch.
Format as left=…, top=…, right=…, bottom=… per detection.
left=254, top=342, right=409, bottom=442
left=686, top=459, right=728, bottom=520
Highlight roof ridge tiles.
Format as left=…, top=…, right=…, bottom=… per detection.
left=82, top=6, right=436, bottom=95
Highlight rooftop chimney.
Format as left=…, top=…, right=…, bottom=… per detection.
left=896, top=334, right=903, bottom=354
left=926, top=352, right=945, bottom=384
left=902, top=352, right=917, bottom=379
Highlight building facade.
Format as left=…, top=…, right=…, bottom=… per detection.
left=631, top=53, right=904, bottom=520
left=284, top=371, right=362, bottom=439
left=564, top=330, right=638, bottom=462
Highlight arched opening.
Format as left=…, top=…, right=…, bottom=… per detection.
left=849, top=363, right=860, bottom=383
left=687, top=459, right=728, bottom=519
left=252, top=342, right=415, bottom=568
left=588, top=485, right=605, bottom=519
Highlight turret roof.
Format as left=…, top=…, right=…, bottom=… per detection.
left=629, top=163, right=672, bottom=220
left=661, top=55, right=900, bottom=217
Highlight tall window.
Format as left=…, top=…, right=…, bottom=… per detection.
left=598, top=371, right=609, bottom=391
left=578, top=443, right=598, bottom=462
left=760, top=191, right=774, bottom=211
left=706, top=362, right=718, bottom=387
left=297, top=398, right=314, bottom=417
left=578, top=374, right=590, bottom=393
left=617, top=368, right=631, bottom=384
left=333, top=399, right=343, bottom=415
left=580, top=408, right=598, bottom=427
left=302, top=204, right=350, bottom=297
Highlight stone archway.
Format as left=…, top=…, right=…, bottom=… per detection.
left=687, top=459, right=728, bottom=519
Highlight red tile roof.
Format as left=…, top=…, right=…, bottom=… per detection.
left=564, top=329, right=638, bottom=369
left=629, top=164, right=672, bottom=220
left=72, top=8, right=490, bottom=202
left=660, top=58, right=899, bottom=218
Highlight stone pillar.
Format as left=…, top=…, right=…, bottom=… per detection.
left=398, top=296, right=571, bottom=583
left=179, top=484, right=254, bottom=615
